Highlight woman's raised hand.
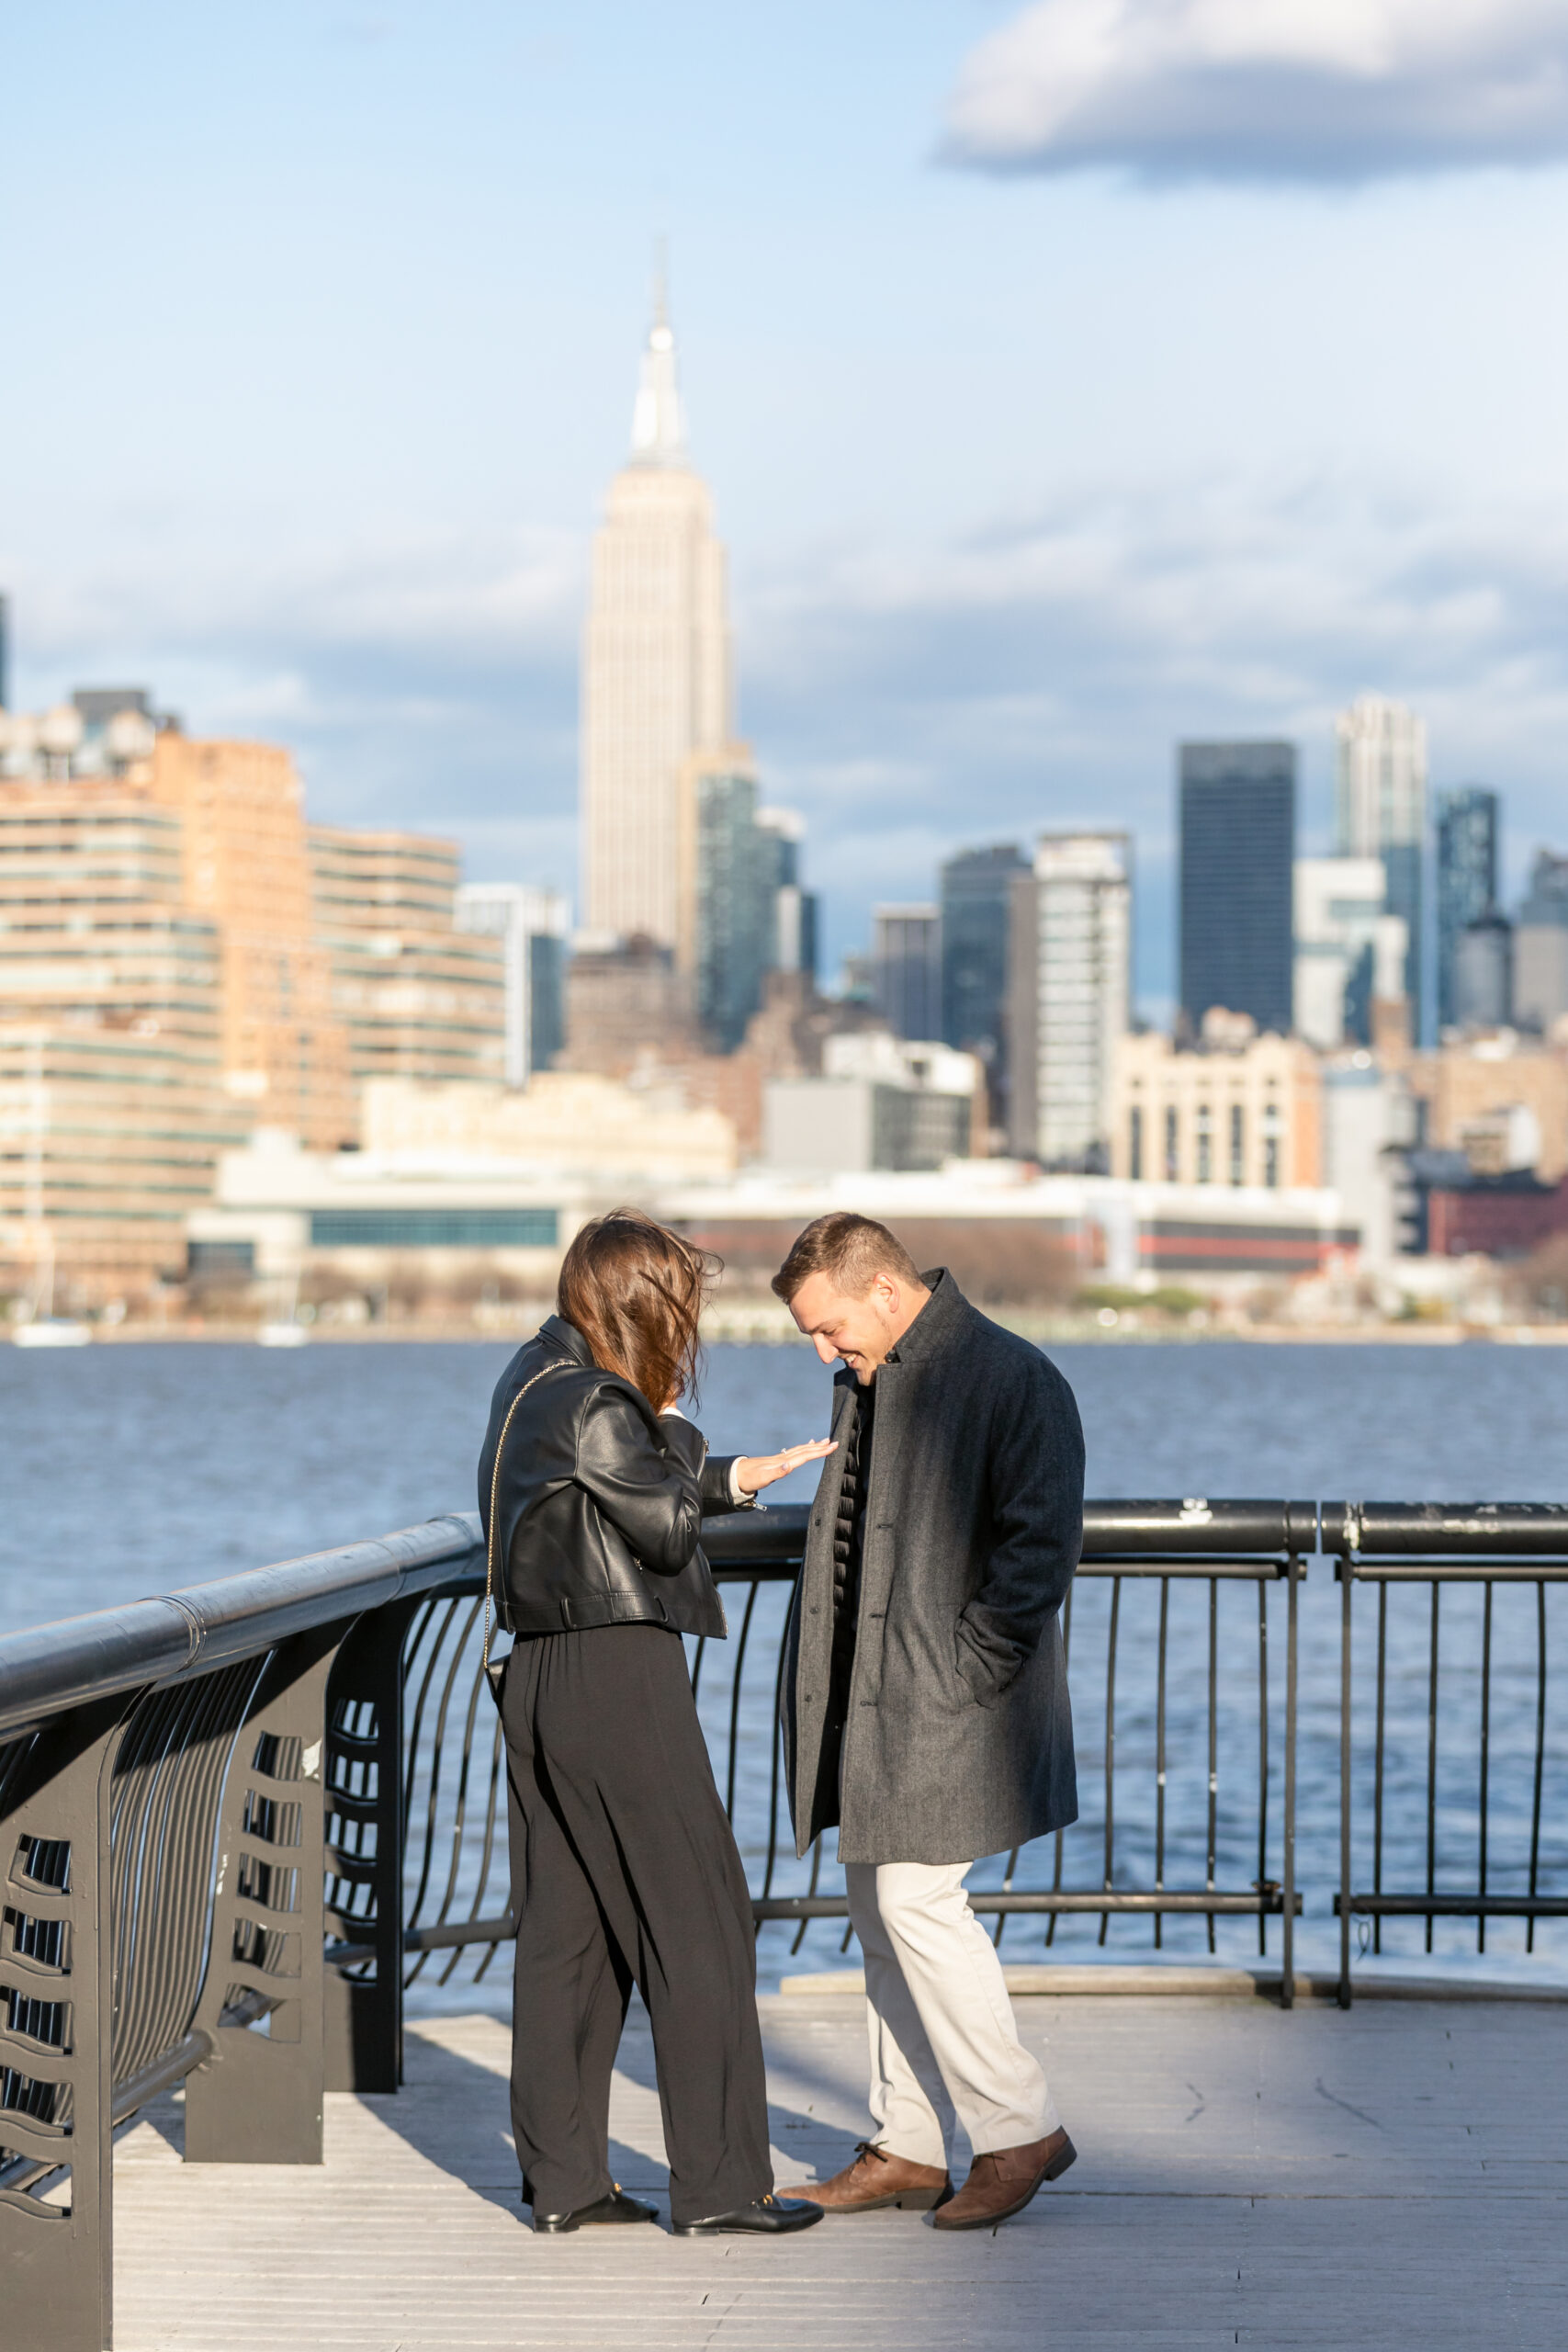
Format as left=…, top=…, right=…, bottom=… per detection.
left=733, top=1438, right=838, bottom=1496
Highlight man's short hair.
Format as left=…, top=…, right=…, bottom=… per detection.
left=771, top=1213, right=922, bottom=1305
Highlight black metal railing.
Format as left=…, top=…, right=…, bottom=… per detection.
left=1327, top=1503, right=1568, bottom=2007
left=2, top=1493, right=1565, bottom=2350
left=0, top=1516, right=482, bottom=2352
left=379, top=1501, right=1313, bottom=1998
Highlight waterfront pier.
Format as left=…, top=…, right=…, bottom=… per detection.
left=109, top=1986, right=1567, bottom=2350
left=3, top=1502, right=1564, bottom=2349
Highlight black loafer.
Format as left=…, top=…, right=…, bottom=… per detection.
left=534, top=2188, right=660, bottom=2233
left=673, top=2194, right=825, bottom=2236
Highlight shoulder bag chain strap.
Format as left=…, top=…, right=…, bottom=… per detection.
left=484, top=1360, right=568, bottom=1677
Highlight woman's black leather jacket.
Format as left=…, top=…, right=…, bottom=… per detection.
left=477, top=1315, right=749, bottom=1639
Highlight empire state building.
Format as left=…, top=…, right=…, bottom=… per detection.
left=581, top=288, right=733, bottom=948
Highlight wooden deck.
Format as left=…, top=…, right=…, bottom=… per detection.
left=112, top=1990, right=1567, bottom=2350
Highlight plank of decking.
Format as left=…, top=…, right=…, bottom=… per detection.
left=112, top=1995, right=1568, bottom=2351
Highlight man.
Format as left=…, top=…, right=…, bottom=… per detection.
left=773, top=1212, right=1083, bottom=2232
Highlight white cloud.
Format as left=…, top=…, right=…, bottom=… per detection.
left=11, top=470, right=1568, bottom=980
left=736, top=469, right=1568, bottom=975
left=943, top=0, right=1568, bottom=178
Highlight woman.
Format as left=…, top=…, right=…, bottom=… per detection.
left=479, top=1209, right=833, bottom=2237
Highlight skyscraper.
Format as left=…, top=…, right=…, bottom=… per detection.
left=684, top=755, right=771, bottom=1051
left=873, top=906, right=942, bottom=1040
left=581, top=281, right=731, bottom=948
left=455, top=883, right=570, bottom=1085
left=1008, top=832, right=1131, bottom=1170
left=1335, top=695, right=1427, bottom=1034
left=1178, top=742, right=1295, bottom=1039
left=758, top=807, right=818, bottom=982
left=1452, top=910, right=1513, bottom=1030
left=310, top=829, right=508, bottom=1090
left=940, top=844, right=1025, bottom=1060
left=1514, top=850, right=1568, bottom=1034
left=1435, top=787, right=1499, bottom=1034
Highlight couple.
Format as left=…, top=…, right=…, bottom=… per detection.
left=478, top=1206, right=1084, bottom=2237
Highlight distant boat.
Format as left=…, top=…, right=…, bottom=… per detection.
left=13, top=1317, right=91, bottom=1348
left=257, top=1322, right=310, bottom=1348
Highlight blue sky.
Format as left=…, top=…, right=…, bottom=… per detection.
left=5, top=1, right=1568, bottom=1010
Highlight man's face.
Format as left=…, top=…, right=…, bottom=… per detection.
left=786, top=1270, right=906, bottom=1385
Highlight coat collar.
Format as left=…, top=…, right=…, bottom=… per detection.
left=882, top=1267, right=967, bottom=1370
left=538, top=1313, right=592, bottom=1367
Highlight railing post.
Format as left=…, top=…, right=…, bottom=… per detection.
left=0, top=1694, right=131, bottom=2352
left=184, top=1622, right=344, bottom=2165
left=1339, top=1541, right=1354, bottom=2008
left=323, top=1600, right=418, bottom=2093
left=1280, top=1549, right=1299, bottom=2008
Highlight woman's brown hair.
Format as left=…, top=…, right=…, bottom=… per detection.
left=556, top=1209, right=719, bottom=1411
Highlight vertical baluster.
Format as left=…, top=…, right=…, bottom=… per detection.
left=403, top=1600, right=482, bottom=1987
left=1338, top=1554, right=1353, bottom=2009
left=1155, top=1577, right=1169, bottom=1953
left=761, top=1588, right=790, bottom=1908
left=1281, top=1552, right=1299, bottom=2009
left=1477, top=1582, right=1493, bottom=1958
left=1528, top=1579, right=1547, bottom=1956
left=1255, top=1575, right=1268, bottom=1960
left=1425, top=1580, right=1440, bottom=1957
left=400, top=1600, right=461, bottom=1986
left=423, top=1612, right=491, bottom=1970
left=1045, top=1585, right=1072, bottom=1949
left=725, top=1580, right=760, bottom=1825
left=1205, top=1576, right=1218, bottom=1957
left=455, top=1707, right=508, bottom=1988
left=1100, top=1577, right=1120, bottom=1948
left=1373, top=1582, right=1387, bottom=1957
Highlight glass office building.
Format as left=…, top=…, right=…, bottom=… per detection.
left=940, top=844, right=1024, bottom=1060
left=1435, top=788, right=1499, bottom=1034
left=1178, top=741, right=1295, bottom=1038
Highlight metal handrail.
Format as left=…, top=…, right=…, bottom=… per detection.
left=0, top=1515, right=482, bottom=1740
left=1325, top=1500, right=1568, bottom=2006
left=1325, top=1501, right=1568, bottom=1558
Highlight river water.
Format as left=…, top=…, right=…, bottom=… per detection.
left=3, top=1337, right=1564, bottom=1994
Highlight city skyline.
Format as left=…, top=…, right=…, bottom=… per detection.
left=4, top=5, right=1568, bottom=1003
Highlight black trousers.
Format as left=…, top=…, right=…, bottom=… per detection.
left=501, top=1622, right=773, bottom=2226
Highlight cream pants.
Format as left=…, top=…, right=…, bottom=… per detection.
left=843, top=1860, right=1060, bottom=2169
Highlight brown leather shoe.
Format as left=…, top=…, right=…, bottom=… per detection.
left=781, top=2139, right=951, bottom=2213
left=930, top=2129, right=1077, bottom=2231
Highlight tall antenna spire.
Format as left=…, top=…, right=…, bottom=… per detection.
left=630, top=242, right=686, bottom=466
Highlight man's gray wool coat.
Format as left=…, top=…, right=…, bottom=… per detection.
left=780, top=1269, right=1084, bottom=1868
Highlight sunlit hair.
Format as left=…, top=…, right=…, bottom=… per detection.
left=557, top=1209, right=719, bottom=1410
left=771, top=1212, right=921, bottom=1305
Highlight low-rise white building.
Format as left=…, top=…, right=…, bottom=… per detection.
left=762, top=1035, right=982, bottom=1174
left=186, top=1073, right=739, bottom=1296
left=1109, top=1023, right=1322, bottom=1192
